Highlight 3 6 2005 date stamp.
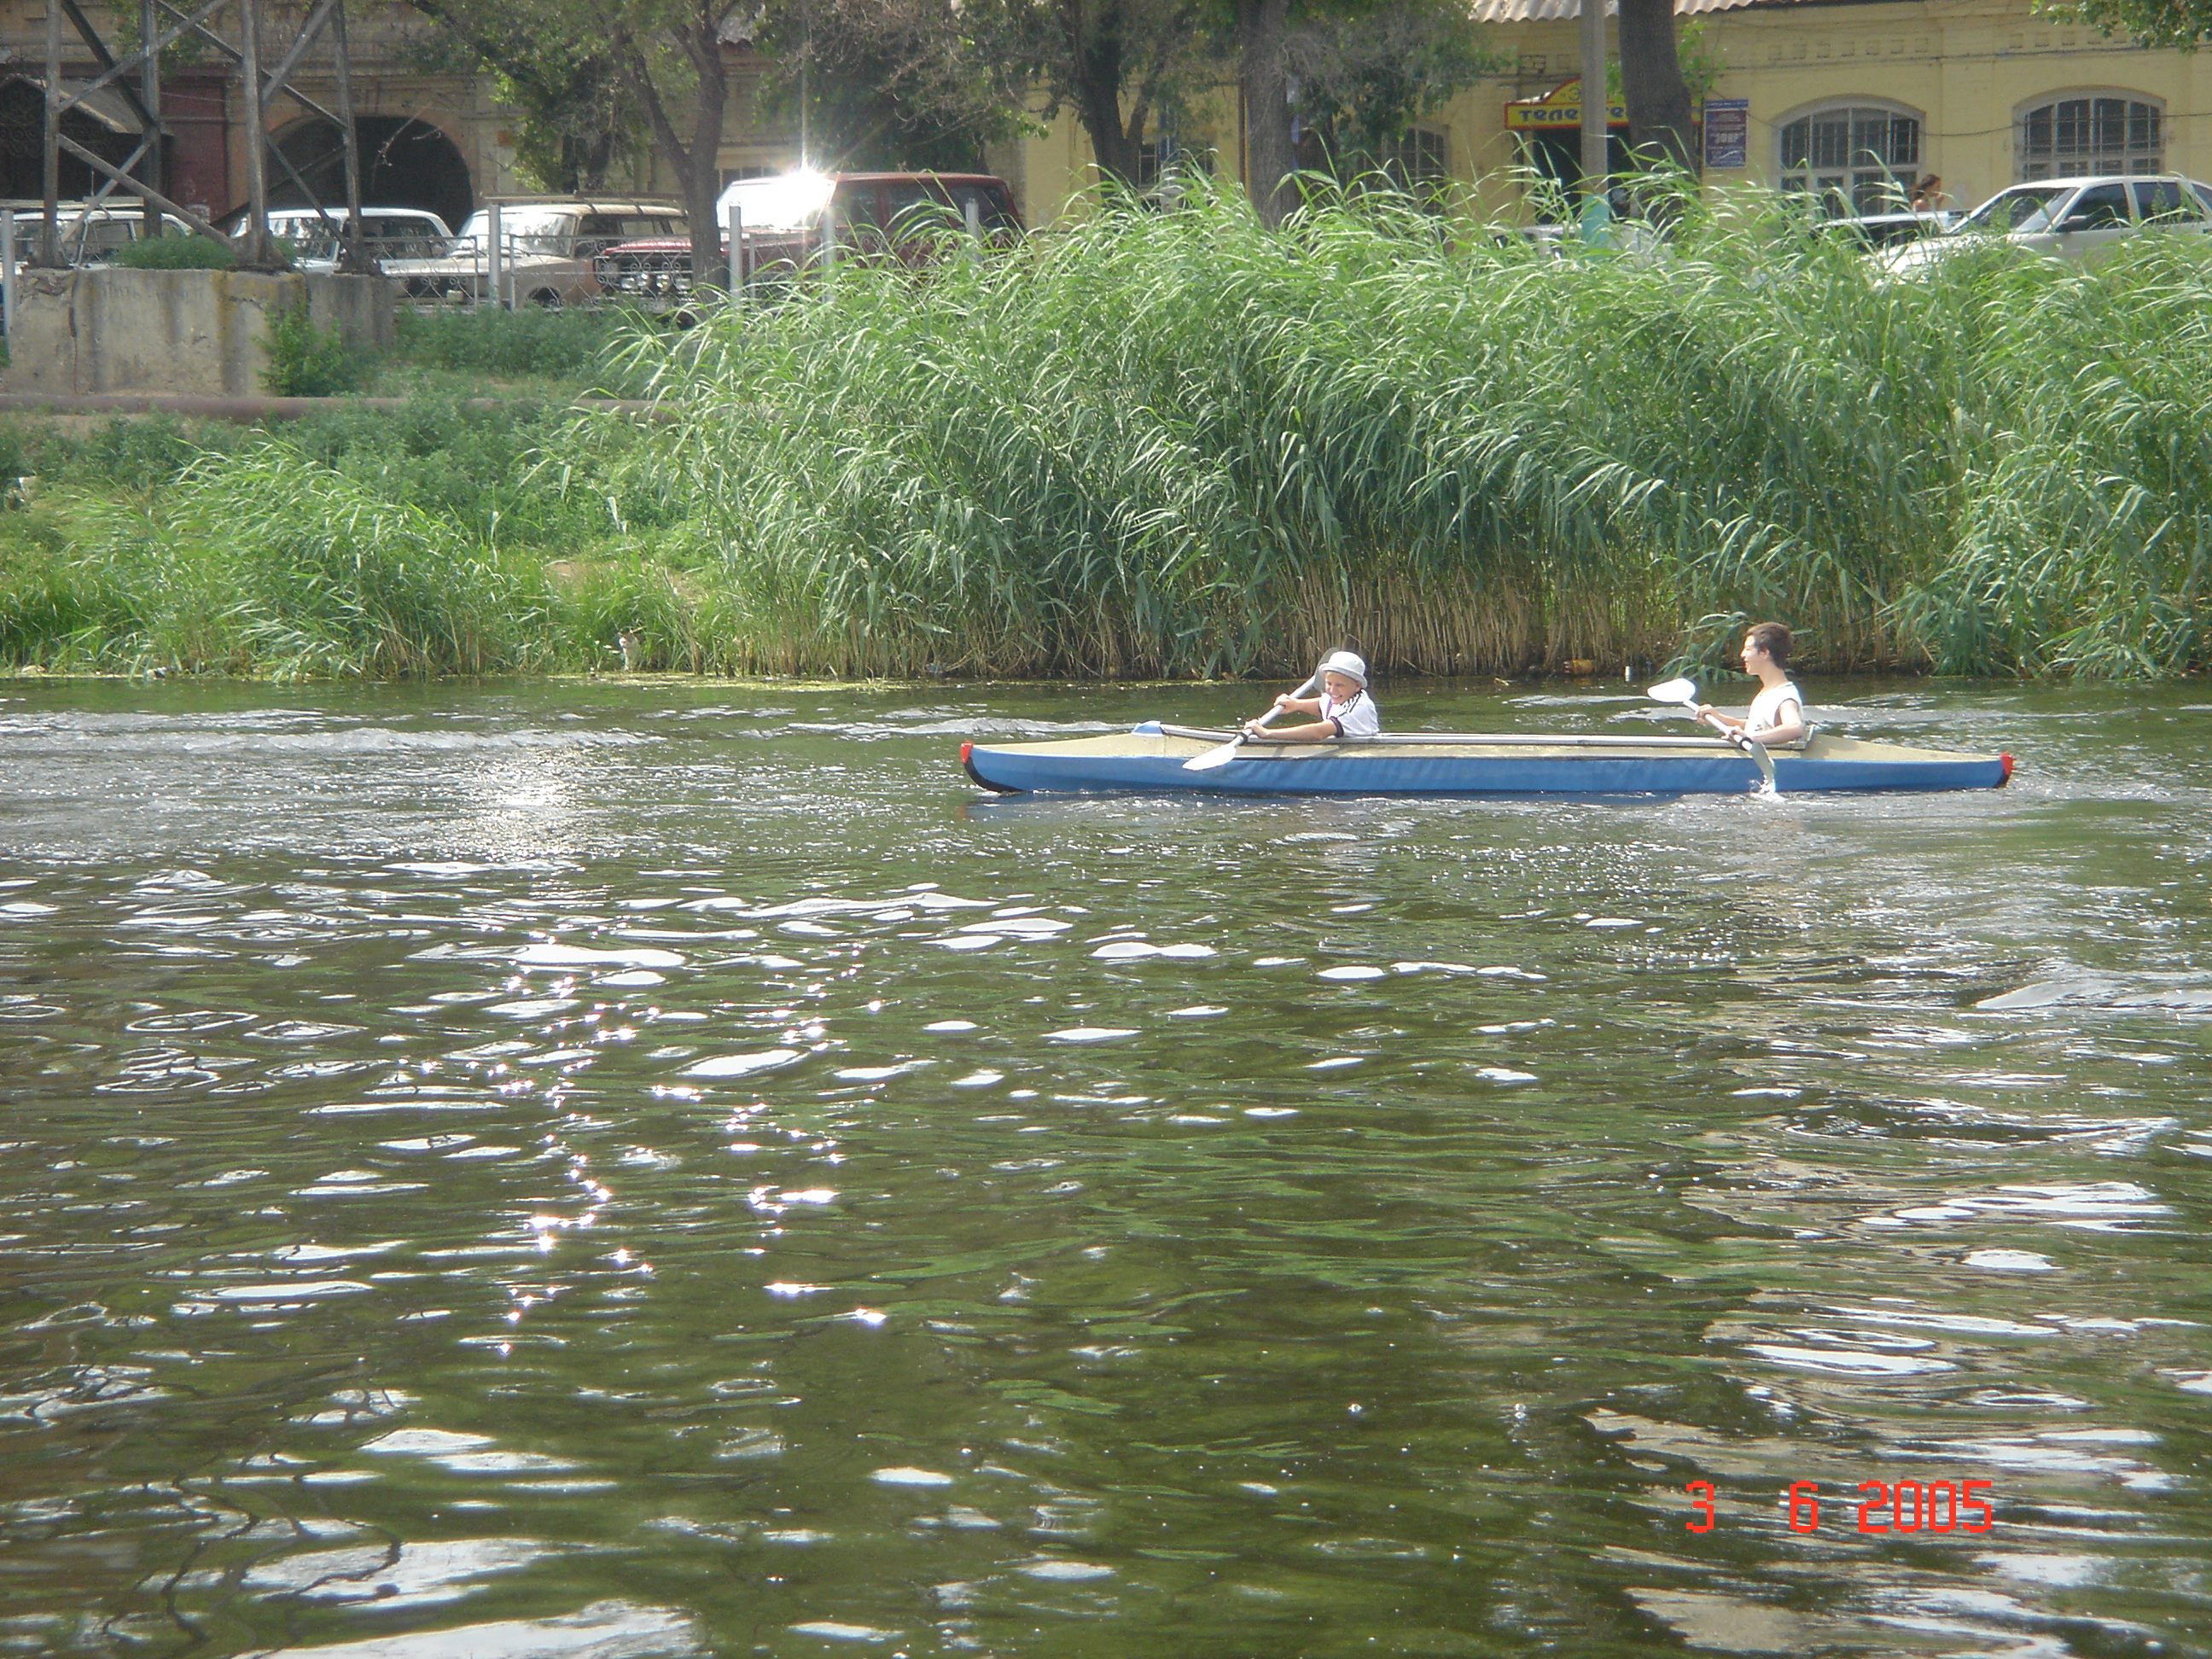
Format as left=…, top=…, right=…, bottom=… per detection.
left=1685, top=1480, right=1996, bottom=1534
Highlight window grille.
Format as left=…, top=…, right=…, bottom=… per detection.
left=2019, top=96, right=2162, bottom=179
left=1778, top=103, right=1922, bottom=215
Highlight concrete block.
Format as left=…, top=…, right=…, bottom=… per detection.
left=2, top=267, right=395, bottom=397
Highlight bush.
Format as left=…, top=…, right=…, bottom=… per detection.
left=108, top=234, right=237, bottom=270
left=262, top=304, right=368, bottom=397
left=392, top=306, right=646, bottom=390
left=574, top=178, right=2212, bottom=679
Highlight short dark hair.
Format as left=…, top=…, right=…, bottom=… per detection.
left=1745, top=621, right=1793, bottom=666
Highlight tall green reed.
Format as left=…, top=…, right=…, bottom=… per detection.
left=579, top=177, right=2212, bottom=678
left=7, top=182, right=2209, bottom=680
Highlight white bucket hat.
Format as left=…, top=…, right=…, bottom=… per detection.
left=1317, top=650, right=1368, bottom=688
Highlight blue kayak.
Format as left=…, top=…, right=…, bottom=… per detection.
left=962, top=722, right=2011, bottom=797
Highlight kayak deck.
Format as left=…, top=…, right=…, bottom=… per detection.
left=961, top=725, right=2011, bottom=797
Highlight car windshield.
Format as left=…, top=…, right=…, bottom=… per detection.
left=718, top=172, right=835, bottom=233
left=453, top=209, right=579, bottom=255
left=1960, top=184, right=2071, bottom=234
left=270, top=215, right=454, bottom=259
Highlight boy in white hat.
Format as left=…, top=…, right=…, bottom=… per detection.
left=1243, top=650, right=1380, bottom=742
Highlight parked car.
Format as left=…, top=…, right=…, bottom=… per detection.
left=1880, top=174, right=2212, bottom=275
left=1809, top=209, right=1959, bottom=249
left=3, top=201, right=195, bottom=265
left=262, top=206, right=455, bottom=271
left=383, top=196, right=684, bottom=307
left=595, top=171, right=1022, bottom=309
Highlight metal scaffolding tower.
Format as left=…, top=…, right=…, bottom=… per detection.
left=33, top=0, right=368, bottom=271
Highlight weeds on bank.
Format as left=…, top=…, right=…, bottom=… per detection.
left=3, top=183, right=2211, bottom=679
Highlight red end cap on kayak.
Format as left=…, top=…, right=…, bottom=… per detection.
left=960, top=742, right=973, bottom=764
left=2000, top=752, right=2014, bottom=783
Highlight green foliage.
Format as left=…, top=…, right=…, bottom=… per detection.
left=392, top=306, right=640, bottom=387
left=2045, top=0, right=2212, bottom=47
left=7, top=184, right=2212, bottom=681
left=575, top=178, right=2212, bottom=679
left=0, top=439, right=557, bottom=678
left=108, top=234, right=237, bottom=270
left=1675, top=21, right=1726, bottom=109
left=263, top=305, right=370, bottom=397
left=403, top=0, right=643, bottom=190
left=1289, top=0, right=1509, bottom=176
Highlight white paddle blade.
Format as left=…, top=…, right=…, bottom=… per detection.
left=1181, top=737, right=1247, bottom=772
left=1646, top=678, right=1698, bottom=706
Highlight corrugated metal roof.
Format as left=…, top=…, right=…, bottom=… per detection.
left=1470, top=0, right=1790, bottom=20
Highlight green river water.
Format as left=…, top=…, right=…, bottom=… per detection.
left=1, top=676, right=2208, bottom=1659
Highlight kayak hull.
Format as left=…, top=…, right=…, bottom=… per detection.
left=961, top=727, right=2011, bottom=797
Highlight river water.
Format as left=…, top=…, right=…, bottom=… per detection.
left=1, top=676, right=2208, bottom=1659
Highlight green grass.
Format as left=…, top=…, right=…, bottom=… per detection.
left=3, top=181, right=2209, bottom=680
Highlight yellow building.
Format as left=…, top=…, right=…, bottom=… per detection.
left=1000, top=0, right=2212, bottom=229
left=3, top=0, right=2202, bottom=242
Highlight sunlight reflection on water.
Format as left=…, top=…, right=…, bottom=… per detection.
left=1, top=677, right=2209, bottom=1656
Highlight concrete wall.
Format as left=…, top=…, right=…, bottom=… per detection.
left=3, top=267, right=394, bottom=398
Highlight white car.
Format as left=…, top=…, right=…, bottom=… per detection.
left=4, top=201, right=194, bottom=264
left=383, top=196, right=684, bottom=307
left=263, top=207, right=455, bottom=271
left=1882, top=173, right=2212, bottom=274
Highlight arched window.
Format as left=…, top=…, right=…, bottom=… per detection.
left=2018, top=94, right=2163, bottom=180
left=1779, top=102, right=1923, bottom=215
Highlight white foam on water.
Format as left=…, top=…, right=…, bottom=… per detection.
left=685, top=1049, right=804, bottom=1079
left=512, top=944, right=685, bottom=969
left=788, top=1622, right=900, bottom=1644
left=258, top=1598, right=701, bottom=1659
left=1965, top=1249, right=2058, bottom=1272
left=870, top=1466, right=956, bottom=1487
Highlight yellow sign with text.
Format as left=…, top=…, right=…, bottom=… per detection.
left=1505, top=79, right=1628, bottom=131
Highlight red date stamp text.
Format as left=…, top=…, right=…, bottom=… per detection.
left=1685, top=1479, right=1995, bottom=1534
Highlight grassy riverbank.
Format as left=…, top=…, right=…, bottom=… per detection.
left=4, top=186, right=2210, bottom=680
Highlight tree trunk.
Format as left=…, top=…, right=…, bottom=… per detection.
left=626, top=12, right=733, bottom=291
left=1068, top=7, right=1144, bottom=185
left=1615, top=0, right=1696, bottom=177
left=1237, top=0, right=1294, bottom=226
left=681, top=22, right=731, bottom=290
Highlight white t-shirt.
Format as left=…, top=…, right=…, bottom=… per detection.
left=1321, top=688, right=1381, bottom=739
left=1745, top=679, right=1804, bottom=737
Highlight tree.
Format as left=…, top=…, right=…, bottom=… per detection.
left=1615, top=0, right=1695, bottom=178
left=614, top=0, right=753, bottom=288
left=2057, top=0, right=2212, bottom=44
left=995, top=0, right=1225, bottom=188
left=1286, top=0, right=1503, bottom=189
left=405, top=3, right=642, bottom=191
left=780, top=0, right=1036, bottom=172
left=1240, top=0, right=1295, bottom=224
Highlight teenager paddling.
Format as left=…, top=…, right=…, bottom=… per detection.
left=1697, top=623, right=1807, bottom=747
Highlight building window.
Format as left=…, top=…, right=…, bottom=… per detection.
left=1778, top=102, right=1922, bottom=214
left=1138, top=134, right=1214, bottom=193
left=1380, top=126, right=1449, bottom=190
left=2019, top=95, right=2162, bottom=179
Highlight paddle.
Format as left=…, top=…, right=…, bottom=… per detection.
left=1646, top=678, right=1779, bottom=795
left=1183, top=672, right=1323, bottom=771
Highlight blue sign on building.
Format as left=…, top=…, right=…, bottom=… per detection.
left=1704, top=99, right=1750, bottom=170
